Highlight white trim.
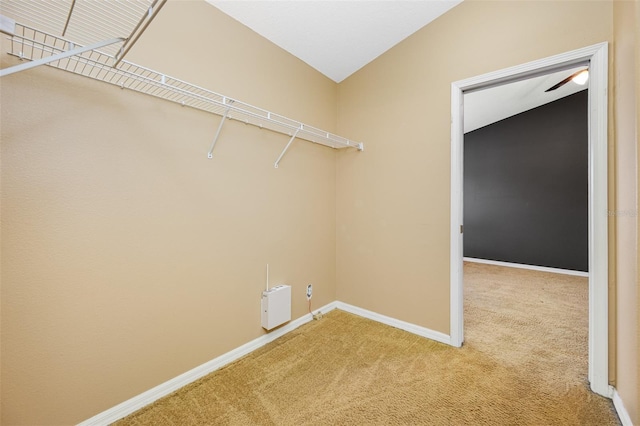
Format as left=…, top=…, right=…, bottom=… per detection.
left=586, top=42, right=609, bottom=397
left=336, top=301, right=451, bottom=345
left=79, top=301, right=454, bottom=425
left=612, top=387, right=634, bottom=426
left=77, top=302, right=339, bottom=426
left=463, top=257, right=589, bottom=277
left=450, top=42, right=609, bottom=396
left=450, top=80, right=465, bottom=348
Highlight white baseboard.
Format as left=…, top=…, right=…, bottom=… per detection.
left=77, top=301, right=339, bottom=426
left=335, top=301, right=451, bottom=345
left=78, top=301, right=450, bottom=425
left=463, top=257, right=589, bottom=277
left=612, top=386, right=634, bottom=426
left=79, top=298, right=626, bottom=426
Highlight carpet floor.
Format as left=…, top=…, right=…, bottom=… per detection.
left=115, top=263, right=620, bottom=425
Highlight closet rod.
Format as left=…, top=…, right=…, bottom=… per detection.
left=2, top=22, right=365, bottom=157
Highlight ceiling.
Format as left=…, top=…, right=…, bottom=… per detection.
left=1, top=0, right=587, bottom=132
left=205, top=0, right=463, bottom=83
left=464, top=66, right=588, bottom=133
left=206, top=1, right=587, bottom=130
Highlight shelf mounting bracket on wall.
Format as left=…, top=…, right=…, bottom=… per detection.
left=114, top=0, right=168, bottom=66
left=274, top=127, right=301, bottom=169
left=207, top=100, right=233, bottom=159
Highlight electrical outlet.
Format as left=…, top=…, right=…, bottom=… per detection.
left=306, top=284, right=312, bottom=300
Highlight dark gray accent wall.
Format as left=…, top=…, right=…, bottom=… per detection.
left=463, top=90, right=588, bottom=272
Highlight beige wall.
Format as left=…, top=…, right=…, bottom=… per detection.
left=614, top=0, right=639, bottom=422
left=336, top=0, right=614, bottom=331
left=637, top=0, right=640, bottom=419
left=2, top=0, right=639, bottom=424
left=0, top=2, right=337, bottom=424
left=337, top=0, right=640, bottom=421
left=615, top=0, right=639, bottom=423
left=636, top=2, right=640, bottom=422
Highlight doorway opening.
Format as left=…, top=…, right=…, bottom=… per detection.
left=450, top=43, right=609, bottom=397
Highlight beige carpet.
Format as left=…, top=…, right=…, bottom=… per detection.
left=115, top=262, right=619, bottom=425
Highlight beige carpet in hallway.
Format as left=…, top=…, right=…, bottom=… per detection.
left=115, top=262, right=619, bottom=425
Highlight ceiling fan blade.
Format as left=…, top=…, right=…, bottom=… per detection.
left=545, top=69, right=588, bottom=92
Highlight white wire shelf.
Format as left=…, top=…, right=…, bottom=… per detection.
left=0, top=0, right=160, bottom=58
left=3, top=22, right=364, bottom=157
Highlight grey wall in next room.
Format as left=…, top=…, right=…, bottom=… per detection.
left=464, top=90, right=588, bottom=272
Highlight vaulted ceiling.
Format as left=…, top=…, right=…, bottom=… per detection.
left=205, top=1, right=588, bottom=131
left=206, top=0, right=463, bottom=83
left=1, top=0, right=588, bottom=131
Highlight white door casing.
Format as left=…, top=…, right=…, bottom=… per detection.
left=450, top=43, right=609, bottom=397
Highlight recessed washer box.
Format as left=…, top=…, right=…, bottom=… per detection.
left=261, top=285, right=291, bottom=330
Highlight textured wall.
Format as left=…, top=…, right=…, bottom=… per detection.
left=464, top=91, right=588, bottom=272
left=2, top=0, right=638, bottom=424
left=0, top=2, right=338, bottom=424
left=613, top=0, right=639, bottom=423
left=336, top=0, right=613, bottom=335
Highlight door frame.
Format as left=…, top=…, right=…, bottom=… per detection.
left=449, top=43, right=610, bottom=397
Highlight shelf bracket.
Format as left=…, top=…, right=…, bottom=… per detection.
left=114, top=0, right=167, bottom=66
left=0, top=37, right=124, bottom=77
left=207, top=104, right=232, bottom=159
left=61, top=0, right=77, bottom=36
left=274, top=127, right=301, bottom=169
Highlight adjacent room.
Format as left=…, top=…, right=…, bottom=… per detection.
left=1, top=1, right=638, bottom=425
left=461, top=70, right=596, bottom=423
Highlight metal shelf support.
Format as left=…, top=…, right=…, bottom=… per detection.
left=274, top=127, right=301, bottom=169
left=207, top=102, right=232, bottom=159
left=114, top=0, right=168, bottom=66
